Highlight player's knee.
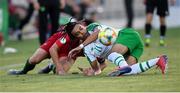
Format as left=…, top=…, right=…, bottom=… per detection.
left=127, top=60, right=137, bottom=65
left=29, top=56, right=41, bottom=64
left=126, top=56, right=137, bottom=65
left=146, top=14, right=153, bottom=21
left=111, top=44, right=128, bottom=55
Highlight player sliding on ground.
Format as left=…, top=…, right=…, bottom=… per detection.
left=68, top=23, right=168, bottom=76
left=8, top=20, right=105, bottom=75
left=8, top=20, right=87, bottom=75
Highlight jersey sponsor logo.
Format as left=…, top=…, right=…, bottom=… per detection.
left=60, top=37, right=66, bottom=44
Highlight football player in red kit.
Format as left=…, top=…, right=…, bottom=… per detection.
left=8, top=22, right=84, bottom=75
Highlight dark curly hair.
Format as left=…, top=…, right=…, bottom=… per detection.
left=56, top=18, right=88, bottom=40
left=64, top=22, right=78, bottom=39
left=56, top=22, right=78, bottom=40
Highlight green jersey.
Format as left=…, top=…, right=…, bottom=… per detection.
left=86, top=23, right=144, bottom=61
left=86, top=23, right=100, bottom=34
left=86, top=22, right=121, bottom=34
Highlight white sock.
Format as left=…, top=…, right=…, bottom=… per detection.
left=107, top=52, right=128, bottom=68
left=125, top=58, right=159, bottom=75
left=148, top=58, right=159, bottom=67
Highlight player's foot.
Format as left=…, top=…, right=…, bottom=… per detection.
left=8, top=69, right=26, bottom=75
left=38, top=63, right=54, bottom=74
left=52, top=66, right=56, bottom=74
left=159, top=39, right=165, bottom=47
left=145, top=38, right=150, bottom=47
left=156, top=55, right=168, bottom=74
left=108, top=66, right=132, bottom=77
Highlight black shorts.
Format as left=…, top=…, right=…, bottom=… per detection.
left=146, top=0, right=169, bottom=17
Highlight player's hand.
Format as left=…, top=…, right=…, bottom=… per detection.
left=56, top=67, right=66, bottom=75
left=78, top=67, right=102, bottom=76
left=94, top=69, right=102, bottom=75
left=83, top=68, right=94, bottom=76
left=68, top=46, right=82, bottom=58
left=57, top=70, right=66, bottom=75
left=78, top=67, right=94, bottom=76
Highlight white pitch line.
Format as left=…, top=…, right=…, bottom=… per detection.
left=0, top=63, right=24, bottom=70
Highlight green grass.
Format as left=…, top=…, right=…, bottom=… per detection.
left=0, top=27, right=180, bottom=92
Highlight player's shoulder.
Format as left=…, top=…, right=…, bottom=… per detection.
left=87, top=22, right=100, bottom=27
left=86, top=23, right=100, bottom=31
left=58, top=33, right=71, bottom=44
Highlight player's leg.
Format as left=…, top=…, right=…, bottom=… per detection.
left=126, top=42, right=144, bottom=65
left=110, top=42, right=143, bottom=75
left=159, top=16, right=167, bottom=46
left=97, top=58, right=107, bottom=71
left=145, top=13, right=153, bottom=47
left=124, top=0, right=134, bottom=28
left=126, top=55, right=137, bottom=65
left=107, top=43, right=132, bottom=76
left=124, top=55, right=168, bottom=75
left=38, top=60, right=55, bottom=74
left=110, top=43, right=128, bottom=55
left=108, top=45, right=129, bottom=68
left=107, top=31, right=133, bottom=75
left=109, top=55, right=168, bottom=76
left=8, top=48, right=49, bottom=75
left=108, top=48, right=141, bottom=77
left=157, top=0, right=168, bottom=46
left=144, top=0, right=155, bottom=47
left=108, top=29, right=144, bottom=76
left=108, top=28, right=143, bottom=68
left=109, top=39, right=129, bottom=67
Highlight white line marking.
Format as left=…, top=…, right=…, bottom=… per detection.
left=0, top=63, right=24, bottom=70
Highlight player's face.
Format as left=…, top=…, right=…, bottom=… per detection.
left=72, top=24, right=87, bottom=39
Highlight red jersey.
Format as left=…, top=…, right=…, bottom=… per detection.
left=40, top=31, right=80, bottom=58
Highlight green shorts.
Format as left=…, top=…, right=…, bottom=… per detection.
left=115, top=28, right=144, bottom=61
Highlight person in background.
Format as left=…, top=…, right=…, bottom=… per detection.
left=77, top=0, right=97, bottom=25
left=16, top=0, right=34, bottom=41
left=144, top=0, right=176, bottom=47
left=32, top=0, right=66, bottom=45
left=124, top=0, right=134, bottom=28
left=63, top=0, right=80, bottom=18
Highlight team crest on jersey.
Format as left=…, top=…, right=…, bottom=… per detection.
left=60, top=37, right=66, bottom=44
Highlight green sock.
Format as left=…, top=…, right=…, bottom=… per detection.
left=21, top=59, right=35, bottom=74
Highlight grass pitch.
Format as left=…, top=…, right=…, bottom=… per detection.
left=0, top=28, right=180, bottom=92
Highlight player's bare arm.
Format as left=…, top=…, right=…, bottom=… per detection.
left=49, top=43, right=65, bottom=75
left=68, top=30, right=99, bottom=58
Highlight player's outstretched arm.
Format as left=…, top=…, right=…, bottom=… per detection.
left=68, top=31, right=99, bottom=58
left=81, top=30, right=99, bottom=48
left=49, top=43, right=65, bottom=75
